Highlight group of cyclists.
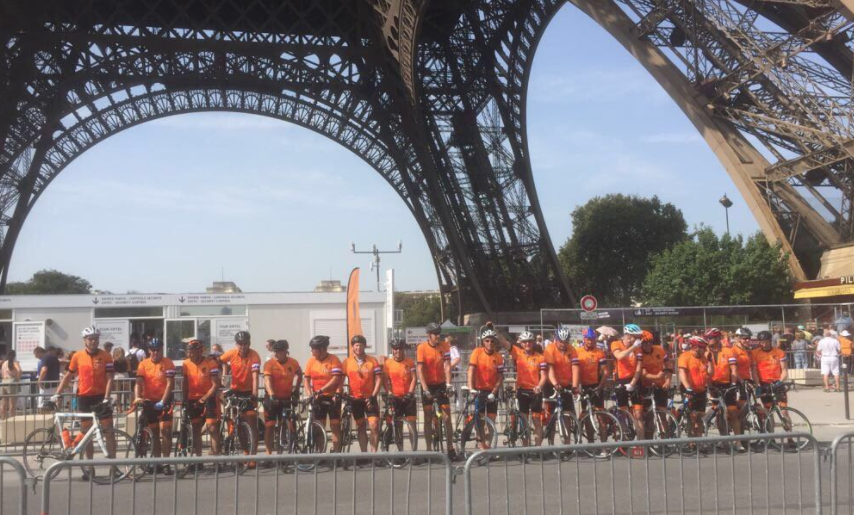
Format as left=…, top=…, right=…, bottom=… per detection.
left=42, top=320, right=794, bottom=479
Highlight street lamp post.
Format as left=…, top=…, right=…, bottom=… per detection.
left=719, top=194, right=733, bottom=235
left=351, top=241, right=402, bottom=292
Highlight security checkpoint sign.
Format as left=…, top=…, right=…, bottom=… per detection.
left=93, top=320, right=129, bottom=350
left=215, top=318, right=249, bottom=349
left=14, top=321, right=45, bottom=354
left=580, top=295, right=598, bottom=312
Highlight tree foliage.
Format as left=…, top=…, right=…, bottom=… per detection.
left=6, top=269, right=92, bottom=294
left=394, top=292, right=457, bottom=327
left=640, top=227, right=793, bottom=306
left=558, top=194, right=687, bottom=306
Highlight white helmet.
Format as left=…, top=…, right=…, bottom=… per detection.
left=555, top=326, right=571, bottom=342
left=81, top=326, right=101, bottom=338
left=481, top=329, right=499, bottom=341
left=517, top=331, right=535, bottom=342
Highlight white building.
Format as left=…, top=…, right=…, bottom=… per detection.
left=4, top=291, right=387, bottom=371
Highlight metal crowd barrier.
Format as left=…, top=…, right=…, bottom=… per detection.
left=40, top=451, right=453, bottom=515
left=463, top=432, right=821, bottom=515
left=0, top=456, right=27, bottom=515
left=830, top=431, right=854, bottom=515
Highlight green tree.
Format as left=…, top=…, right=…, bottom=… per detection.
left=558, top=194, right=687, bottom=306
left=6, top=269, right=92, bottom=294
left=394, top=292, right=454, bottom=327
left=640, top=227, right=793, bottom=306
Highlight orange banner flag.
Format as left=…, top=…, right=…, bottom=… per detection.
left=346, top=268, right=362, bottom=356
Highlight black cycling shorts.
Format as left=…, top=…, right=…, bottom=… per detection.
left=263, top=398, right=295, bottom=424
left=227, top=390, right=258, bottom=414
left=685, top=391, right=708, bottom=413
left=579, top=385, right=605, bottom=410
left=710, top=384, right=738, bottom=407
left=759, top=383, right=787, bottom=405
left=78, top=395, right=113, bottom=420
left=516, top=389, right=543, bottom=414
left=421, top=384, right=450, bottom=408
left=390, top=395, right=417, bottom=418
left=313, top=396, right=342, bottom=422
left=641, top=386, right=669, bottom=410
left=186, top=397, right=219, bottom=421
left=542, top=385, right=575, bottom=414
left=351, top=397, right=380, bottom=420
left=614, top=378, right=642, bottom=407
left=474, top=390, right=498, bottom=415
left=142, top=400, right=173, bottom=424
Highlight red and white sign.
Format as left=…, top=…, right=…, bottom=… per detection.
left=580, top=295, right=598, bottom=312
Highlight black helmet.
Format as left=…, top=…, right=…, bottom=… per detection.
left=425, top=322, right=441, bottom=335
left=272, top=340, right=289, bottom=352
left=147, top=338, right=163, bottom=350
left=756, top=330, right=773, bottom=341
left=350, top=335, right=367, bottom=345
left=734, top=327, right=753, bottom=338
left=234, top=331, right=251, bottom=343
left=390, top=338, right=406, bottom=349
left=309, top=335, right=330, bottom=349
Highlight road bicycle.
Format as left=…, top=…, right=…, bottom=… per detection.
left=757, top=382, right=812, bottom=451
left=737, top=382, right=772, bottom=452
left=379, top=393, right=418, bottom=467
left=700, top=385, right=740, bottom=454
left=455, top=388, right=500, bottom=460
left=606, top=384, right=641, bottom=456
left=639, top=386, right=680, bottom=457
left=501, top=385, right=532, bottom=448
left=424, top=386, right=452, bottom=453
left=173, top=400, right=207, bottom=478
left=23, top=399, right=136, bottom=483
left=292, top=395, right=329, bottom=472
left=337, top=393, right=357, bottom=454
left=575, top=388, right=622, bottom=458
left=218, top=391, right=257, bottom=472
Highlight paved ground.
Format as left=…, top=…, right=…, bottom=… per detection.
left=786, top=385, right=854, bottom=441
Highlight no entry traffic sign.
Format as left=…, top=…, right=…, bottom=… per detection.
left=580, top=295, right=598, bottom=312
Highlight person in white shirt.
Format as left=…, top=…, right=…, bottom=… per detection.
left=816, top=331, right=841, bottom=392
left=446, top=335, right=462, bottom=409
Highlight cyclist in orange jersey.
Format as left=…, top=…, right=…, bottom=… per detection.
left=543, top=326, right=579, bottom=421
left=502, top=331, right=546, bottom=445
left=468, top=329, right=504, bottom=450
left=218, top=331, right=262, bottom=461
left=678, top=336, right=713, bottom=437
left=640, top=330, right=672, bottom=439
left=574, top=327, right=609, bottom=443
left=751, top=330, right=788, bottom=408
left=182, top=339, right=223, bottom=457
left=416, top=322, right=455, bottom=458
left=612, top=324, right=645, bottom=440
left=134, top=338, right=176, bottom=472
left=705, top=328, right=740, bottom=436
left=303, top=335, right=344, bottom=452
left=383, top=339, right=418, bottom=423
left=262, top=340, right=302, bottom=459
left=342, top=335, right=383, bottom=452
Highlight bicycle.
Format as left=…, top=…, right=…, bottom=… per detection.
left=337, top=393, right=356, bottom=454
left=218, top=391, right=257, bottom=472
left=292, top=395, right=328, bottom=472
left=454, top=388, right=500, bottom=460
left=606, top=384, right=640, bottom=456
left=379, top=393, right=419, bottom=467
left=501, top=385, right=532, bottom=448
left=639, top=386, right=680, bottom=457
left=701, top=385, right=740, bottom=454
left=126, top=400, right=162, bottom=478
left=576, top=388, right=622, bottom=458
left=737, top=382, right=772, bottom=452
left=424, top=387, right=453, bottom=453
left=757, top=382, right=812, bottom=451
left=23, top=399, right=136, bottom=483
left=173, top=401, right=205, bottom=478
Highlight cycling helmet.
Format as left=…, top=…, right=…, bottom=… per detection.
left=81, top=326, right=101, bottom=338
left=272, top=339, right=289, bottom=352
left=481, top=329, right=499, bottom=341
left=582, top=327, right=597, bottom=340
left=642, top=330, right=654, bottom=343
left=554, top=326, right=571, bottom=342
left=756, top=330, right=773, bottom=341
left=517, top=331, right=535, bottom=342
left=734, top=327, right=753, bottom=338
left=390, top=338, right=407, bottom=349
left=187, top=339, right=203, bottom=350
left=704, top=328, right=722, bottom=339
left=689, top=336, right=708, bottom=348
left=350, top=334, right=367, bottom=345
left=425, top=322, right=441, bottom=335
left=147, top=338, right=164, bottom=350
left=309, top=335, right=330, bottom=349
left=234, top=331, right=251, bottom=343
left=623, top=324, right=643, bottom=335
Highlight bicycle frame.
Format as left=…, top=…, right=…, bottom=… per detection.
left=52, top=411, right=109, bottom=457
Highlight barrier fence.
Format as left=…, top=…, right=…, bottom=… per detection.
left=0, top=457, right=27, bottom=515
left=830, top=431, right=854, bottom=515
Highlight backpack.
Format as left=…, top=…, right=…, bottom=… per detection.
left=127, top=349, right=140, bottom=374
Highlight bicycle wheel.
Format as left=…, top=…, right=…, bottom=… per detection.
left=740, top=404, right=770, bottom=452
left=83, top=428, right=136, bottom=484
left=296, top=421, right=327, bottom=472
left=128, top=426, right=155, bottom=480
left=23, top=428, right=66, bottom=480
left=460, top=416, right=497, bottom=461
left=579, top=411, right=622, bottom=458
left=174, top=424, right=196, bottom=479
left=277, top=421, right=297, bottom=473
left=222, top=420, right=255, bottom=473
left=383, top=419, right=418, bottom=468
left=339, top=415, right=353, bottom=454
left=608, top=408, right=636, bottom=457
left=646, top=409, right=681, bottom=457
left=505, top=413, right=529, bottom=448
left=765, top=407, right=812, bottom=452
left=702, top=408, right=733, bottom=455
left=429, top=414, right=445, bottom=453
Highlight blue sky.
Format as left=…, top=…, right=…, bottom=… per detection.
left=12, top=6, right=759, bottom=294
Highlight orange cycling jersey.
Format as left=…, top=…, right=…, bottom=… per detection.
left=136, top=357, right=176, bottom=401
left=509, top=346, right=545, bottom=390
left=544, top=344, right=578, bottom=387
left=731, top=346, right=752, bottom=381
left=343, top=355, right=382, bottom=399
left=183, top=357, right=220, bottom=400
left=751, top=348, right=786, bottom=383
left=416, top=341, right=450, bottom=386
left=68, top=350, right=114, bottom=396
left=710, top=348, right=738, bottom=384
left=468, top=347, right=504, bottom=391
left=305, top=354, right=343, bottom=395
left=611, top=341, right=642, bottom=381
left=641, top=346, right=670, bottom=387
left=264, top=357, right=301, bottom=398
left=575, top=347, right=606, bottom=386
left=678, top=352, right=710, bottom=392
left=220, top=348, right=261, bottom=392
left=384, top=357, right=416, bottom=397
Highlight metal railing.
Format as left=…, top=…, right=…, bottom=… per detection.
left=463, top=433, right=821, bottom=515
left=830, top=431, right=854, bottom=515
left=0, top=456, right=27, bottom=515
left=40, top=451, right=453, bottom=515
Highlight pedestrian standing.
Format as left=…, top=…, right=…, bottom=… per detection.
left=791, top=332, right=809, bottom=370
left=816, top=331, right=841, bottom=392
left=0, top=351, right=22, bottom=418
